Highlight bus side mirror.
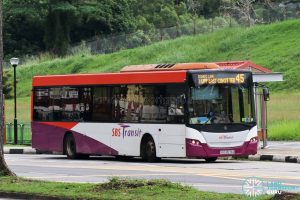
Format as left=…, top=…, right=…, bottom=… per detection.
left=263, top=87, right=270, bottom=101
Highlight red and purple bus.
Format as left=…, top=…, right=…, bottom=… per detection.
left=31, top=63, right=258, bottom=162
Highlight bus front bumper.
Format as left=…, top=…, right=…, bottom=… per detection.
left=186, top=138, right=258, bottom=158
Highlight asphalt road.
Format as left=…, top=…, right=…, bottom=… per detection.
left=4, top=154, right=300, bottom=194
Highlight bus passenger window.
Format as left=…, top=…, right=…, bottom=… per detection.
left=140, top=85, right=167, bottom=123
left=80, top=87, right=92, bottom=121
left=33, top=88, right=50, bottom=121
left=92, top=87, right=112, bottom=121
left=61, top=87, right=82, bottom=122
left=113, top=85, right=143, bottom=123
left=49, top=88, right=62, bottom=121
left=166, top=84, right=185, bottom=124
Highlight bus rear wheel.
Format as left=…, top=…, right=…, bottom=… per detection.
left=142, top=138, right=158, bottom=162
left=64, top=134, right=78, bottom=159
left=205, top=157, right=218, bottom=162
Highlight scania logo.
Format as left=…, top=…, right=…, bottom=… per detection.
left=219, top=134, right=234, bottom=140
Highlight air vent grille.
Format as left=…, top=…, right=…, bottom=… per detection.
left=155, top=64, right=175, bottom=69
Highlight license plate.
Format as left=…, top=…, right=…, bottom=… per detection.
left=220, top=150, right=235, bottom=155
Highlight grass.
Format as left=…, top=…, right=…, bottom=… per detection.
left=268, top=120, right=300, bottom=141
left=267, top=91, right=300, bottom=122
left=4, top=97, right=31, bottom=124
left=0, top=177, right=273, bottom=200
left=4, top=19, right=300, bottom=98
left=267, top=91, right=300, bottom=140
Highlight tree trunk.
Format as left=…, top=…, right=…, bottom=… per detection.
left=0, top=0, right=16, bottom=177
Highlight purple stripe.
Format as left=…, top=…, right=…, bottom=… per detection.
left=186, top=139, right=257, bottom=158
left=31, top=122, right=118, bottom=155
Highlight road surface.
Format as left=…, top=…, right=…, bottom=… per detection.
left=5, top=154, right=300, bottom=194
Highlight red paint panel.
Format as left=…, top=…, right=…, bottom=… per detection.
left=32, top=71, right=187, bottom=87
left=40, top=122, right=78, bottom=130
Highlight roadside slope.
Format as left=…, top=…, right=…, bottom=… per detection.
left=13, top=19, right=300, bottom=97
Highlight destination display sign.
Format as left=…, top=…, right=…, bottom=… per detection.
left=193, top=72, right=250, bottom=86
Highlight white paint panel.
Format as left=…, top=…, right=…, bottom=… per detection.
left=252, top=73, right=283, bottom=83
left=72, top=123, right=186, bottom=157
left=186, top=126, right=257, bottom=148
left=158, top=144, right=185, bottom=157
left=245, top=126, right=258, bottom=141
left=186, top=127, right=207, bottom=143
left=72, top=123, right=112, bottom=147
left=157, top=125, right=186, bottom=157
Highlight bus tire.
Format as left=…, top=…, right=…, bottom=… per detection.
left=142, top=138, right=157, bottom=162
left=205, top=157, right=218, bottom=162
left=64, top=134, right=78, bottom=159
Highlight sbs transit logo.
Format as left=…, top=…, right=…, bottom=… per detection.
left=112, top=124, right=142, bottom=138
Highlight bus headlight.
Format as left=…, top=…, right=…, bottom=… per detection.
left=189, top=139, right=201, bottom=146
left=250, top=137, right=258, bottom=143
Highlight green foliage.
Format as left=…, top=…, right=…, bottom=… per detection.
left=4, top=0, right=300, bottom=58
left=3, top=0, right=47, bottom=58
left=3, top=70, right=12, bottom=99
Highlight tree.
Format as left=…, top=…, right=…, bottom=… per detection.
left=0, top=0, right=15, bottom=176
left=234, top=0, right=256, bottom=27
left=220, top=0, right=235, bottom=27
left=3, top=0, right=47, bottom=58
left=187, top=0, right=201, bottom=34
left=44, top=0, right=77, bottom=56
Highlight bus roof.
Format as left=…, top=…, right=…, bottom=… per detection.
left=32, top=61, right=270, bottom=87
left=32, top=70, right=187, bottom=87
left=121, top=61, right=272, bottom=73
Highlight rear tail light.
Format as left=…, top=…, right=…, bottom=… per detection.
left=250, top=137, right=258, bottom=143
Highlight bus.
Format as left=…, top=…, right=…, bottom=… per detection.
left=31, top=63, right=258, bottom=162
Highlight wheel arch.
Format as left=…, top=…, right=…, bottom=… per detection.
left=140, top=133, right=156, bottom=157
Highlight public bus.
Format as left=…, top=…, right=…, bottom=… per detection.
left=31, top=63, right=258, bottom=162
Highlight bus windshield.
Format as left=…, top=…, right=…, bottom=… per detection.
left=189, top=84, right=254, bottom=125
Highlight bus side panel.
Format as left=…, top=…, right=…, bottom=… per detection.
left=72, top=123, right=186, bottom=157
left=109, top=124, right=186, bottom=157
left=32, top=122, right=65, bottom=152
left=157, top=124, right=186, bottom=157
left=71, top=123, right=117, bottom=155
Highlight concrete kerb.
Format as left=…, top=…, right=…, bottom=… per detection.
left=244, top=154, right=300, bottom=163
left=4, top=148, right=61, bottom=155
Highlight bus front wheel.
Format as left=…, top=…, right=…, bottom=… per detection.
left=205, top=157, right=218, bottom=162
left=64, top=134, right=78, bottom=159
left=142, top=138, right=158, bottom=162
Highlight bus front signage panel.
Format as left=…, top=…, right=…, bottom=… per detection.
left=194, top=73, right=248, bottom=86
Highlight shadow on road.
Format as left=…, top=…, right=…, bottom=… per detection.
left=38, top=154, right=241, bottom=164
